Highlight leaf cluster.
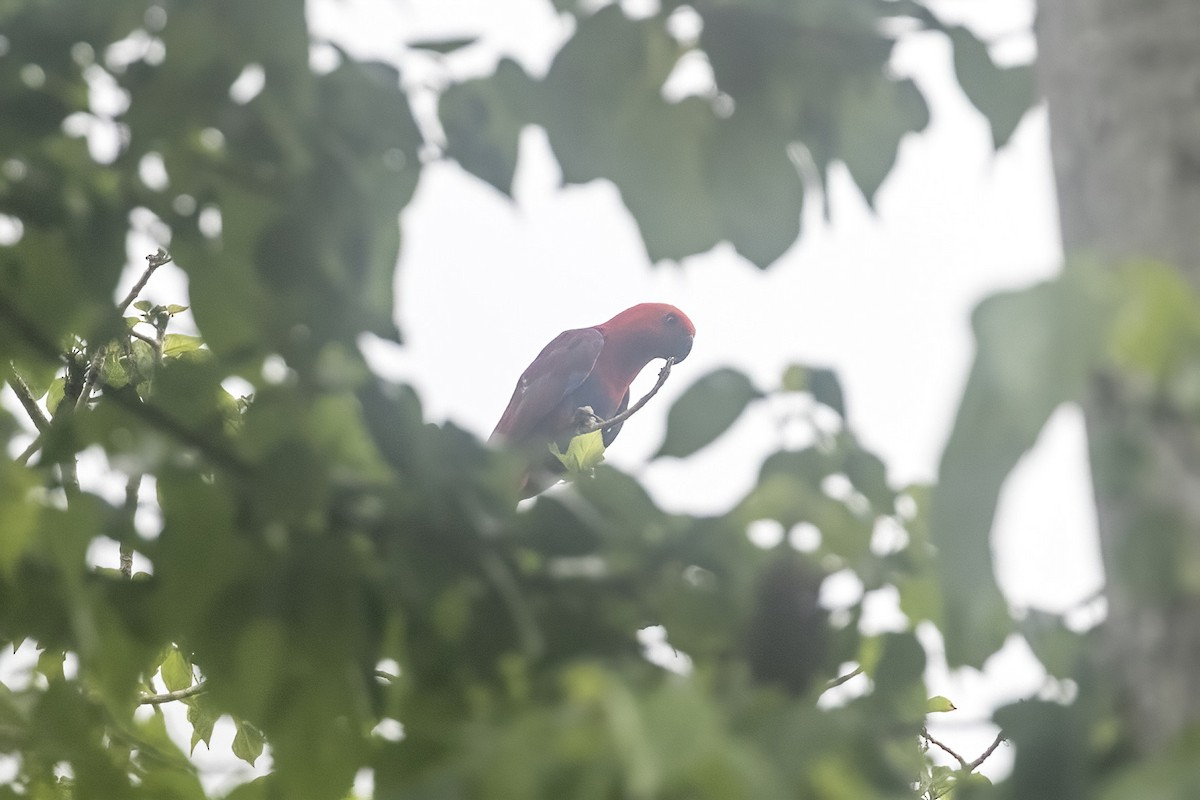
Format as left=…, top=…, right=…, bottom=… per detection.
left=0, top=0, right=1061, bottom=798
left=439, top=1, right=1034, bottom=268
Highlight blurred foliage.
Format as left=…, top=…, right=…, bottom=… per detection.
left=439, top=0, right=1034, bottom=268
left=0, top=0, right=1193, bottom=799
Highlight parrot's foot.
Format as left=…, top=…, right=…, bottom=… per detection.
left=572, top=406, right=604, bottom=435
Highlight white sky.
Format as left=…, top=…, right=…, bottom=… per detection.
left=0, top=0, right=1109, bottom=792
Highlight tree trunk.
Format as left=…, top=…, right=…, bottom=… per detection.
left=1036, top=0, right=1200, bottom=752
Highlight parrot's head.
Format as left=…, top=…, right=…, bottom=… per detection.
left=600, top=303, right=695, bottom=364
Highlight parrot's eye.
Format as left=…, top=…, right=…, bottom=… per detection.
left=664, top=312, right=677, bottom=325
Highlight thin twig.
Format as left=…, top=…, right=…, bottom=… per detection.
left=967, top=731, right=1006, bottom=770
left=129, top=329, right=157, bottom=347
left=921, top=727, right=969, bottom=770
left=575, top=357, right=676, bottom=436
left=10, top=374, right=52, bottom=462
left=824, top=665, right=864, bottom=692
left=75, top=250, right=173, bottom=412
left=121, top=474, right=141, bottom=579
left=6, top=375, right=50, bottom=432
left=73, top=350, right=104, bottom=411
left=15, top=435, right=41, bottom=466
left=138, top=679, right=208, bottom=706
left=117, top=249, right=172, bottom=314
left=100, top=383, right=251, bottom=475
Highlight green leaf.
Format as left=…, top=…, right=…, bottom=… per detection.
left=843, top=447, right=893, bottom=511
left=439, top=59, right=532, bottom=196
left=165, top=304, right=189, bottom=315
left=46, top=377, right=65, bottom=414
left=187, top=698, right=219, bottom=754
left=162, top=333, right=206, bottom=359
left=706, top=116, right=804, bottom=268
left=1108, top=261, right=1200, bottom=380
left=134, top=300, right=153, bottom=312
left=99, top=343, right=130, bottom=388
left=946, top=26, right=1036, bottom=149
left=232, top=719, right=266, bottom=765
left=837, top=75, right=929, bottom=204
left=160, top=648, right=193, bottom=692
left=779, top=365, right=845, bottom=417
left=1020, top=611, right=1084, bottom=679
left=655, top=367, right=762, bottom=458
left=0, top=460, right=41, bottom=575
left=408, top=36, right=478, bottom=54
left=932, top=265, right=1114, bottom=666
left=995, top=701, right=1088, bottom=798
left=809, top=368, right=845, bottom=418
left=550, top=428, right=607, bottom=477
left=1098, top=729, right=1200, bottom=800
left=781, top=364, right=807, bottom=393
left=538, top=6, right=805, bottom=267
left=926, top=695, right=956, bottom=713
left=37, top=648, right=66, bottom=682
left=872, top=632, right=926, bottom=721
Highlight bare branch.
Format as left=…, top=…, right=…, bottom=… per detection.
left=921, top=728, right=970, bottom=770
left=75, top=250, right=174, bottom=411
left=138, top=679, right=208, bottom=706
left=117, top=249, right=172, bottom=314
left=129, top=329, right=157, bottom=347
left=6, top=375, right=50, bottom=432
left=824, top=665, right=864, bottom=691
left=921, top=727, right=1005, bottom=774
left=967, top=731, right=1007, bottom=770
left=73, top=350, right=104, bottom=411
left=100, top=382, right=251, bottom=476
left=15, top=435, right=41, bottom=466
left=121, top=474, right=141, bottom=579
left=575, top=357, right=676, bottom=436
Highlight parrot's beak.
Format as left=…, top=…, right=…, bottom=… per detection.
left=673, top=332, right=694, bottom=363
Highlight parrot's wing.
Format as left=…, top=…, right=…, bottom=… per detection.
left=491, top=327, right=604, bottom=445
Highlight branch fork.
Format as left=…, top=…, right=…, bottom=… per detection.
left=572, top=356, right=676, bottom=437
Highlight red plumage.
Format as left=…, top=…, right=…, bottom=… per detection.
left=491, top=303, right=695, bottom=496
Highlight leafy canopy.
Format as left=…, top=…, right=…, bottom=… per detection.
left=12, top=1, right=1191, bottom=799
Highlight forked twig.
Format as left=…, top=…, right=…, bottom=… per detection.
left=574, top=357, right=676, bottom=436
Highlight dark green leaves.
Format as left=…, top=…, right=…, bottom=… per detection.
left=437, top=2, right=944, bottom=267
left=656, top=367, right=761, bottom=458
left=782, top=364, right=845, bottom=417
left=231, top=721, right=265, bottom=766
left=159, top=648, right=193, bottom=693
left=408, top=37, right=479, bottom=55
left=932, top=265, right=1113, bottom=666
left=540, top=7, right=777, bottom=264
left=0, top=0, right=1089, bottom=797
left=946, top=25, right=1036, bottom=149
left=837, top=75, right=929, bottom=203
left=696, top=2, right=927, bottom=209
left=439, top=58, right=534, bottom=196
left=931, top=261, right=1200, bottom=668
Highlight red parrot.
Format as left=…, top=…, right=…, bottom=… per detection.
left=491, top=303, right=695, bottom=496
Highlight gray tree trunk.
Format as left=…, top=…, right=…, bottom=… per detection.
left=1036, top=0, right=1200, bottom=752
